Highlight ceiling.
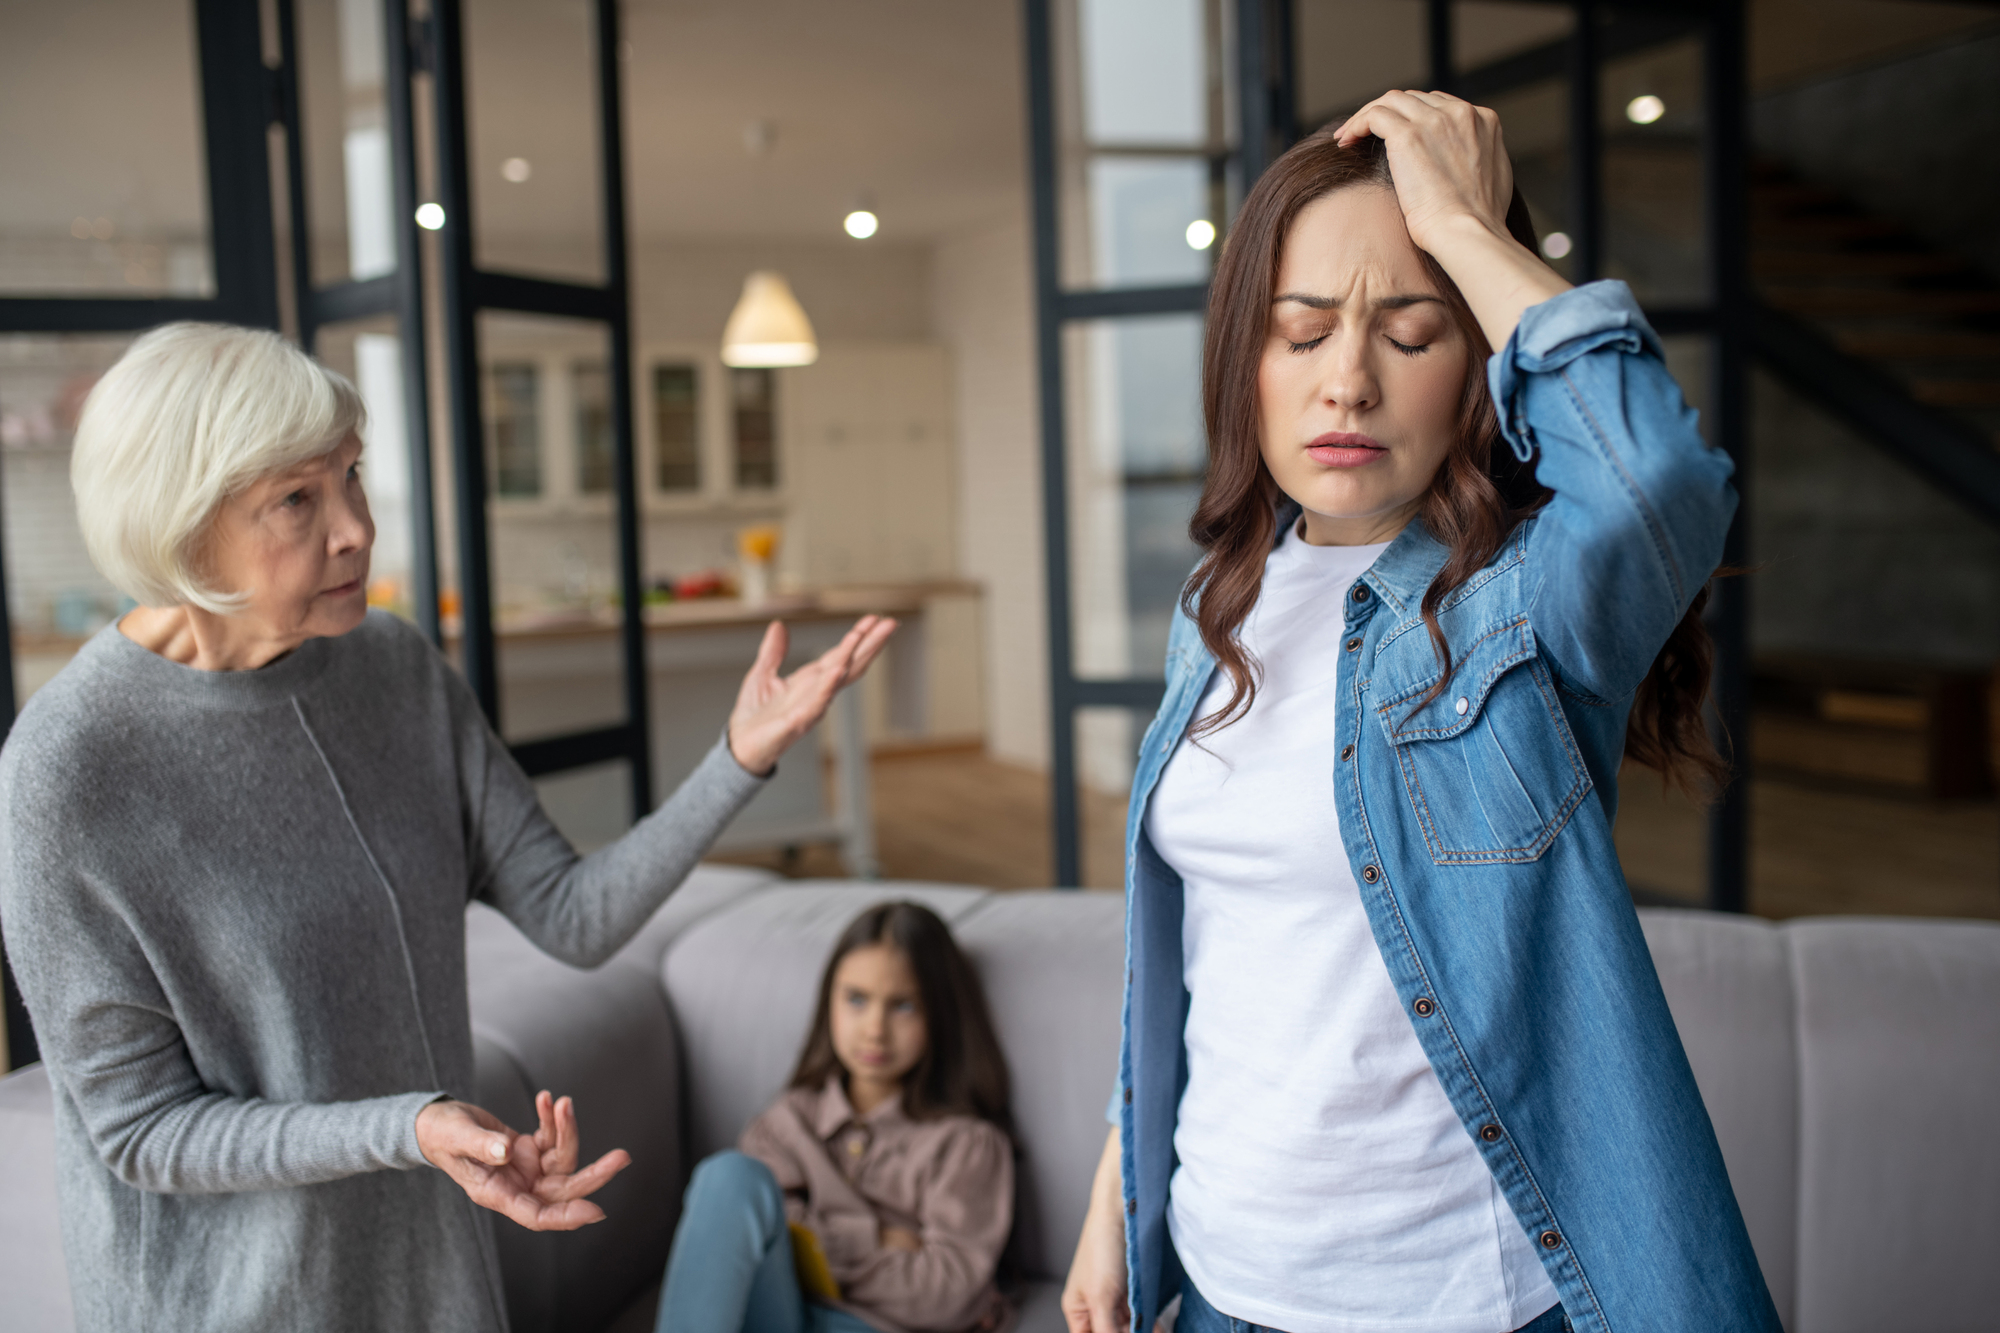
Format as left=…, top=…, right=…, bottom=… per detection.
left=1, top=0, right=1994, bottom=252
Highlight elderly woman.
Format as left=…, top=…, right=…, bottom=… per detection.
left=0, top=322, right=895, bottom=1332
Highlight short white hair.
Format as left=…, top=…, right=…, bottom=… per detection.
left=71, top=322, right=366, bottom=612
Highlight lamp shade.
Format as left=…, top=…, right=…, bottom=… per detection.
left=721, top=271, right=818, bottom=367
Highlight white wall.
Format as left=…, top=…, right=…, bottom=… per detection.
left=931, top=216, right=1048, bottom=769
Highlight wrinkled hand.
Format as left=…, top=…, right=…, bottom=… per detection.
left=1333, top=89, right=1516, bottom=256
left=416, top=1091, right=630, bottom=1231
left=728, top=615, right=898, bottom=776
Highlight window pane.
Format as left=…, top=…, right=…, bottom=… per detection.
left=1602, top=27, right=1705, bottom=306
left=0, top=2, right=212, bottom=296
left=0, top=335, right=136, bottom=703
left=574, top=361, right=613, bottom=494
left=1074, top=706, right=1146, bottom=889
left=469, top=314, right=630, bottom=744
left=1294, top=0, right=1426, bottom=131
left=486, top=364, right=541, bottom=498
left=463, top=0, right=605, bottom=283
left=314, top=317, right=424, bottom=624
left=1064, top=314, right=1206, bottom=680
left=654, top=363, right=700, bottom=492
left=293, top=0, right=397, bottom=287
left=733, top=368, right=777, bottom=490
left=1057, top=0, right=1232, bottom=290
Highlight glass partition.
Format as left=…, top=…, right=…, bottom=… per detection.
left=1601, top=26, right=1705, bottom=305
left=1075, top=706, right=1147, bottom=890
left=0, top=335, right=136, bottom=700
left=1064, top=314, right=1206, bottom=681
left=474, top=311, right=629, bottom=745
left=0, top=1, right=212, bottom=297
left=314, top=316, right=424, bottom=624
left=1057, top=0, right=1233, bottom=290
left=463, top=0, right=606, bottom=283
left=294, top=0, right=398, bottom=288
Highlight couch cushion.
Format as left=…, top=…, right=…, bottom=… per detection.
left=0, top=1064, right=72, bottom=1333
left=465, top=862, right=772, bottom=1333
left=1788, top=917, right=2000, bottom=1333
left=1636, top=908, right=1799, bottom=1329
left=953, top=891, right=1125, bottom=1282
left=662, top=881, right=991, bottom=1161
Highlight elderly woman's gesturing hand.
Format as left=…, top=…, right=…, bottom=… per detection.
left=417, top=1091, right=630, bottom=1231
left=728, top=615, right=898, bottom=776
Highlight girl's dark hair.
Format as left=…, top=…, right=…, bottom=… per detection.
left=790, top=901, right=1014, bottom=1136
left=1185, top=127, right=1727, bottom=797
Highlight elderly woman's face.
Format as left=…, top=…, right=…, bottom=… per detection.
left=1258, top=185, right=1470, bottom=545
left=205, top=433, right=374, bottom=641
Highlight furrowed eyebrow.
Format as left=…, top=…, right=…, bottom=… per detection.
left=1271, top=293, right=1445, bottom=311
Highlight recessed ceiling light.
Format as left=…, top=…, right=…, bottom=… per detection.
left=1626, top=95, right=1665, bottom=125
left=501, top=157, right=531, bottom=183
left=844, top=210, right=879, bottom=239
left=1541, top=231, right=1573, bottom=259
left=415, top=202, right=446, bottom=230
left=1186, top=219, right=1217, bottom=250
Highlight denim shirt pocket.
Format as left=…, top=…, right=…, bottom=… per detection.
left=1374, top=617, right=1593, bottom=865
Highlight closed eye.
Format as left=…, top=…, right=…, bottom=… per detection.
left=1385, top=336, right=1430, bottom=357
left=1285, top=335, right=1328, bottom=355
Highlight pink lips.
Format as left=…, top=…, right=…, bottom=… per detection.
left=1305, top=431, right=1386, bottom=468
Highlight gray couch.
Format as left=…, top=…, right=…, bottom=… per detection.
left=3, top=868, right=1997, bottom=1332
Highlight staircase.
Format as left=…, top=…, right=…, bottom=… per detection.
left=1750, top=159, right=2000, bottom=455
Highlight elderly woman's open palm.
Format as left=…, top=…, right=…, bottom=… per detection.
left=728, top=614, right=898, bottom=776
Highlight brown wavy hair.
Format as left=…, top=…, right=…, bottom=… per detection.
left=790, top=901, right=1014, bottom=1136
left=1184, top=128, right=1726, bottom=797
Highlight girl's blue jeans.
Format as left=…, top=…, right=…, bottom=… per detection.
left=655, top=1150, right=880, bottom=1333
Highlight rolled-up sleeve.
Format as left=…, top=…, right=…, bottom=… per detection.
left=1488, top=280, right=1737, bottom=701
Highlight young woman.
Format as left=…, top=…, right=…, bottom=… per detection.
left=1059, top=94, right=1782, bottom=1333
left=656, top=902, right=1016, bottom=1333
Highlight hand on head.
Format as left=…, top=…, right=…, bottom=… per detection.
left=1332, top=89, right=1517, bottom=255
left=416, top=1090, right=629, bottom=1231
left=727, top=614, right=898, bottom=775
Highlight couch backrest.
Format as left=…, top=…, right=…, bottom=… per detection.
left=1639, top=909, right=2000, bottom=1333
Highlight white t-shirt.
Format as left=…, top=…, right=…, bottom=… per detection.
left=1147, top=524, right=1558, bottom=1333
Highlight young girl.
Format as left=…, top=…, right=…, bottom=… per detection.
left=656, top=901, right=1015, bottom=1333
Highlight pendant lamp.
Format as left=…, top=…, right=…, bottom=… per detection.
left=720, top=271, right=818, bottom=367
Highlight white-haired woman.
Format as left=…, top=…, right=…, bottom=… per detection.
left=0, top=322, right=894, bottom=1333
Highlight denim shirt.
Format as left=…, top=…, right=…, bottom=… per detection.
left=1112, top=283, right=1782, bottom=1333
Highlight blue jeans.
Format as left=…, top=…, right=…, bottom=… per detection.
left=1177, top=1280, right=1568, bottom=1333
left=654, top=1151, right=880, bottom=1333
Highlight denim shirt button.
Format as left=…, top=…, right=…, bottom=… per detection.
left=1540, top=1230, right=1563, bottom=1249
left=1127, top=1198, right=1138, bottom=1216
left=1455, top=696, right=1470, bottom=716
left=1413, top=996, right=1435, bottom=1016
left=1480, top=1124, right=1502, bottom=1142
left=1361, top=864, right=1380, bottom=883
left=1351, top=584, right=1371, bottom=603
left=1345, top=636, right=1361, bottom=652
left=1340, top=744, right=1354, bottom=762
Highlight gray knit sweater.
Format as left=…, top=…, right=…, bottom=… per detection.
left=0, top=611, right=765, bottom=1332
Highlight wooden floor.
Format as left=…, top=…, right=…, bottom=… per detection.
left=718, top=746, right=2000, bottom=921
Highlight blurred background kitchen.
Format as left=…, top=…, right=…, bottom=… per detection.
left=4, top=0, right=1999, bottom=1069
